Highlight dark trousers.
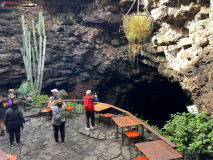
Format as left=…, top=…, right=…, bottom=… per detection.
left=53, top=121, right=65, bottom=142
left=86, top=111, right=95, bottom=128
left=8, top=127, right=20, bottom=144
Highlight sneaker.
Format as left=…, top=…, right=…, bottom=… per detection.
left=90, top=126, right=94, bottom=130
left=85, top=127, right=90, bottom=131
left=17, top=143, right=21, bottom=146
left=55, top=141, right=58, bottom=144
left=10, top=143, right=14, bottom=147
left=61, top=141, right=65, bottom=144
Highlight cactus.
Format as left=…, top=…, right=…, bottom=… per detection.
left=21, top=12, right=46, bottom=94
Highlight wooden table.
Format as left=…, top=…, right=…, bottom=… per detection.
left=135, top=140, right=183, bottom=160
left=94, top=103, right=111, bottom=112
left=0, top=150, right=9, bottom=160
left=112, top=116, right=141, bottom=145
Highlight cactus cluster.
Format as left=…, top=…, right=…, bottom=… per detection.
left=21, top=12, right=46, bottom=94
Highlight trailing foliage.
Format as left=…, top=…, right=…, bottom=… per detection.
left=32, top=94, right=49, bottom=107
left=15, top=81, right=39, bottom=99
left=162, top=112, right=213, bottom=160
left=65, top=102, right=84, bottom=114
left=122, top=12, right=152, bottom=65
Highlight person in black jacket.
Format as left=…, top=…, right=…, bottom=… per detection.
left=0, top=98, right=6, bottom=136
left=4, top=102, right=25, bottom=146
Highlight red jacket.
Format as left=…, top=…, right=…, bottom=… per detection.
left=83, top=95, right=94, bottom=111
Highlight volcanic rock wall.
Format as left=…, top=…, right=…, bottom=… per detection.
left=139, top=0, right=213, bottom=115
left=0, top=0, right=213, bottom=115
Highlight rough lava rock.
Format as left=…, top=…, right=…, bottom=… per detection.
left=0, top=0, right=213, bottom=115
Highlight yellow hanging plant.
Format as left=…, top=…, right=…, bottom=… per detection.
left=121, top=0, right=153, bottom=65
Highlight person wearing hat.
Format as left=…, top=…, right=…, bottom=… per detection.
left=49, top=89, right=60, bottom=106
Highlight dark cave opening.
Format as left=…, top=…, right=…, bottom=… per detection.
left=115, top=81, right=191, bottom=128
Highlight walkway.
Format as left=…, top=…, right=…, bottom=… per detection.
left=0, top=107, right=140, bottom=160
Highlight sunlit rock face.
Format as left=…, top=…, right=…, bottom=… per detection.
left=0, top=0, right=213, bottom=115
left=141, top=0, right=213, bottom=115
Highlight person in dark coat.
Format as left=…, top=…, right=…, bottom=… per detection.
left=4, top=102, right=25, bottom=146
left=0, top=98, right=6, bottom=136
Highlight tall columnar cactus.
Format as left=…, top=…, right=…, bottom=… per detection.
left=21, top=12, right=46, bottom=94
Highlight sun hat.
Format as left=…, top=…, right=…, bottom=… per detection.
left=86, top=90, right=91, bottom=95
left=51, top=89, right=59, bottom=93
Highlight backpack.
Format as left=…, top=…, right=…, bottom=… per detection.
left=52, top=107, right=61, bottom=126
left=83, top=96, right=93, bottom=111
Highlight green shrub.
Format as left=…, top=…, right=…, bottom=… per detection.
left=15, top=81, right=39, bottom=99
left=65, top=102, right=84, bottom=114
left=32, top=94, right=49, bottom=107
left=162, top=112, right=213, bottom=160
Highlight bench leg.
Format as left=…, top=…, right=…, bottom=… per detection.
left=116, top=125, right=118, bottom=138
left=122, top=128, right=124, bottom=145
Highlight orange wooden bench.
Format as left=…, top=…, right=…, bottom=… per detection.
left=125, top=130, right=140, bottom=145
left=6, top=154, right=17, bottom=160
left=100, top=113, right=113, bottom=125
left=102, top=113, right=113, bottom=118
left=132, top=157, right=148, bottom=160
left=65, top=106, right=75, bottom=111
left=42, top=108, right=51, bottom=113
left=65, top=106, right=76, bottom=115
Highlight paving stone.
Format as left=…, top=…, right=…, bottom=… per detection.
left=0, top=111, right=139, bottom=160
left=84, top=156, right=98, bottom=160
left=98, top=132, right=106, bottom=140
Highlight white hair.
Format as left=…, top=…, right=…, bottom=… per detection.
left=86, top=90, right=91, bottom=95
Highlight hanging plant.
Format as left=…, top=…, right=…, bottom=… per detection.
left=121, top=0, right=153, bottom=65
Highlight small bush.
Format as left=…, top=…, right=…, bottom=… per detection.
left=162, top=112, right=213, bottom=160
left=32, top=94, right=49, bottom=107
left=15, top=81, right=39, bottom=99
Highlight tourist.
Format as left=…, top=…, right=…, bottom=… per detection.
left=8, top=89, right=16, bottom=106
left=49, top=89, right=60, bottom=106
left=83, top=90, right=99, bottom=130
left=4, top=102, right=25, bottom=146
left=0, top=98, right=6, bottom=137
left=50, top=98, right=66, bottom=144
left=21, top=95, right=32, bottom=102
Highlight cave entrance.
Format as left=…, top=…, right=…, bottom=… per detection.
left=115, top=81, right=191, bottom=128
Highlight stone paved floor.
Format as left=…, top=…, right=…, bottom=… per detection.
left=0, top=107, right=143, bottom=160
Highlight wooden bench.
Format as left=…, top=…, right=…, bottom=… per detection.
left=132, top=157, right=148, bottom=160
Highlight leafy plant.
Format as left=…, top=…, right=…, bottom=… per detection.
left=15, top=81, right=39, bottom=99
left=121, top=11, right=152, bottom=65
left=21, top=12, right=46, bottom=95
left=162, top=112, right=213, bottom=160
left=32, top=94, right=49, bottom=107
left=65, top=102, right=84, bottom=114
